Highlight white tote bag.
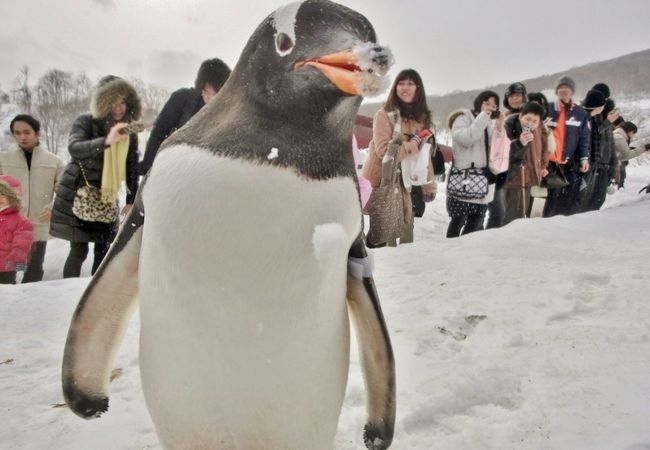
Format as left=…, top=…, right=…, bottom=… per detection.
left=401, top=142, right=431, bottom=188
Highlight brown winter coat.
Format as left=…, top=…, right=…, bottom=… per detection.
left=504, top=115, right=550, bottom=189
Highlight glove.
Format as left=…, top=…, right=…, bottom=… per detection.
left=15, top=262, right=27, bottom=273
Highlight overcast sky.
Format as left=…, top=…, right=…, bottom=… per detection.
left=2, top=0, right=650, bottom=98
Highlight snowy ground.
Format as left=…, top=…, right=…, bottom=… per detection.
left=1, top=165, right=650, bottom=450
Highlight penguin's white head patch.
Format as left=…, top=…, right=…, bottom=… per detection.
left=271, top=1, right=303, bottom=57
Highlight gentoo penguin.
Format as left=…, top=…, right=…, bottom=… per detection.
left=62, top=1, right=395, bottom=449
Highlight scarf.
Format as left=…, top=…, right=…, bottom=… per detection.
left=101, top=137, right=129, bottom=202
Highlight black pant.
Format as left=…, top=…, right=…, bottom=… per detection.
left=582, top=166, right=610, bottom=212
left=0, top=271, right=16, bottom=284
left=63, top=242, right=110, bottom=278
left=543, top=167, right=583, bottom=217
left=446, top=213, right=485, bottom=238
left=22, top=241, right=47, bottom=283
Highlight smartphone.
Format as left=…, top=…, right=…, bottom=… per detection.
left=523, top=125, right=533, bottom=133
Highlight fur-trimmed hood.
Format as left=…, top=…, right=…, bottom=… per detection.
left=447, top=109, right=469, bottom=130
left=90, top=76, right=142, bottom=121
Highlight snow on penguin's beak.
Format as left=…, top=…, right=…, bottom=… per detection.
left=295, top=43, right=394, bottom=97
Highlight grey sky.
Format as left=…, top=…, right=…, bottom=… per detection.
left=1, top=0, right=650, bottom=98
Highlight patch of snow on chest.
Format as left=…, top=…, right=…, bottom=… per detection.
left=312, top=223, right=348, bottom=262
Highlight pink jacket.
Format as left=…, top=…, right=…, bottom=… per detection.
left=0, top=206, right=34, bottom=272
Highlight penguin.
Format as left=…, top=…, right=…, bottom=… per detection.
left=61, top=1, right=395, bottom=449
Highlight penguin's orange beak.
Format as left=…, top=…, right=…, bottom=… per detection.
left=295, top=51, right=363, bottom=96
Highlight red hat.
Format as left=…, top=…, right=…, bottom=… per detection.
left=0, top=174, right=22, bottom=194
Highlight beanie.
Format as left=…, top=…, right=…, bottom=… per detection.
left=555, top=75, right=576, bottom=93
left=592, top=83, right=610, bottom=99
left=504, top=82, right=527, bottom=111
left=582, top=89, right=606, bottom=110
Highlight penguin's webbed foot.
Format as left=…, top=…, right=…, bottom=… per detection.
left=363, top=421, right=393, bottom=450
left=63, top=384, right=109, bottom=419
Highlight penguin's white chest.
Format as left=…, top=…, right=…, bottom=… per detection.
left=138, top=145, right=362, bottom=449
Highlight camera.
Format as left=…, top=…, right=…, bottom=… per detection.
left=119, top=121, right=145, bottom=135
left=523, top=125, right=533, bottom=133
left=490, top=109, right=500, bottom=119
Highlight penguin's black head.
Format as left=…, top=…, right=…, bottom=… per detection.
left=229, top=0, right=393, bottom=117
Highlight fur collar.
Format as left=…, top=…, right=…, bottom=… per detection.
left=447, top=109, right=469, bottom=130
left=90, top=78, right=142, bottom=121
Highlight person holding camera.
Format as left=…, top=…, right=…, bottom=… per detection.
left=503, top=102, right=548, bottom=223
left=446, top=90, right=506, bottom=238
left=50, top=75, right=141, bottom=277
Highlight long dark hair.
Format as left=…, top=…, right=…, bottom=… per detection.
left=384, top=69, right=432, bottom=127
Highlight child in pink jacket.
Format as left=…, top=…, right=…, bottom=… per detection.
left=0, top=175, right=34, bottom=284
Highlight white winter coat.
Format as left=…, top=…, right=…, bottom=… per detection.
left=0, top=145, right=65, bottom=241
left=449, top=109, right=498, bottom=205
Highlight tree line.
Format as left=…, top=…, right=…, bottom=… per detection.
left=0, top=66, right=169, bottom=159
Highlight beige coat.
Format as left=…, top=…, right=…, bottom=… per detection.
left=0, top=146, right=65, bottom=241
left=361, top=108, right=436, bottom=196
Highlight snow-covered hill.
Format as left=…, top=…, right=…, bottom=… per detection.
left=1, top=166, right=649, bottom=450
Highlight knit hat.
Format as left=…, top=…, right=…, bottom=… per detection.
left=592, top=83, right=610, bottom=99
left=504, top=82, right=527, bottom=111
left=555, top=75, right=576, bottom=93
left=0, top=174, right=22, bottom=209
left=582, top=89, right=606, bottom=110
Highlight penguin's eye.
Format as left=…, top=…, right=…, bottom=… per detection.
left=276, top=33, right=294, bottom=53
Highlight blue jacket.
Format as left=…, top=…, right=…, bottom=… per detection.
left=547, top=100, right=591, bottom=164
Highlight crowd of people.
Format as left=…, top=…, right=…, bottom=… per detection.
left=362, top=72, right=650, bottom=245
left=0, top=58, right=232, bottom=284
left=1, top=62, right=649, bottom=282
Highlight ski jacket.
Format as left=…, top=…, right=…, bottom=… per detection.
left=547, top=100, right=590, bottom=165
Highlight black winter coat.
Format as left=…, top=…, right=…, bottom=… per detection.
left=138, top=87, right=205, bottom=175
left=50, top=114, right=139, bottom=243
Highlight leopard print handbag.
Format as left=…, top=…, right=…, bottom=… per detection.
left=72, top=162, right=119, bottom=223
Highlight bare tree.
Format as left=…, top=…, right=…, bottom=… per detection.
left=34, top=69, right=91, bottom=156
left=128, top=77, right=169, bottom=124
left=11, top=65, right=32, bottom=114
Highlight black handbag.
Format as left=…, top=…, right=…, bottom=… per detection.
left=447, top=163, right=489, bottom=200
left=541, top=162, right=569, bottom=189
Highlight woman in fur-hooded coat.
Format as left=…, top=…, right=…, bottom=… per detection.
left=50, top=75, right=141, bottom=277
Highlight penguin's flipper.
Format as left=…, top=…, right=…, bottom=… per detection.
left=62, top=193, right=145, bottom=419
left=347, top=234, right=395, bottom=450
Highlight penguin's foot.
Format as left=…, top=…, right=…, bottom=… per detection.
left=363, top=422, right=393, bottom=450
left=63, top=383, right=109, bottom=419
